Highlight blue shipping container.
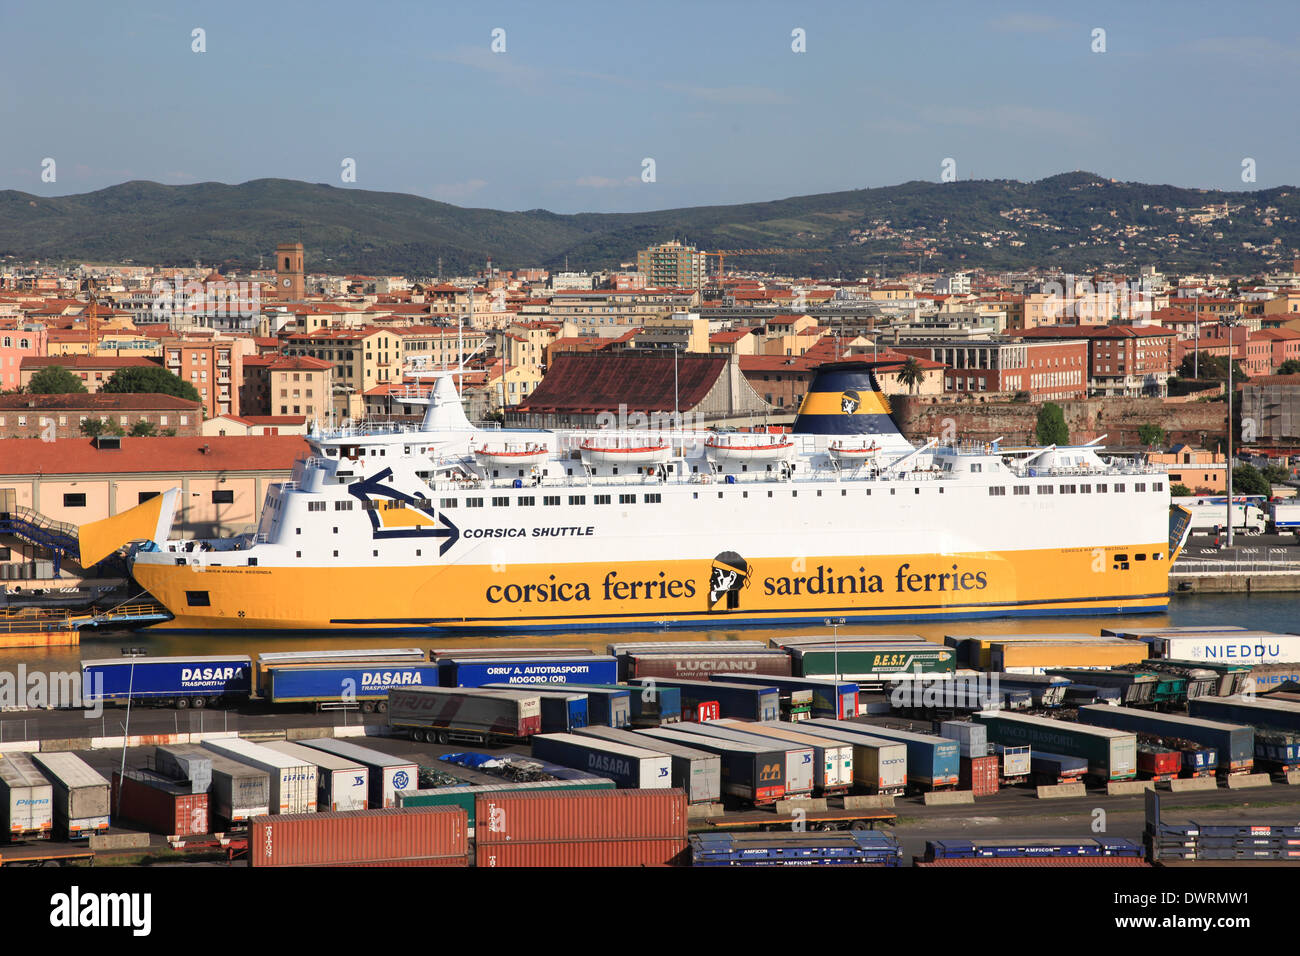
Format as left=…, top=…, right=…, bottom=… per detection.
left=530, top=684, right=631, bottom=728
left=628, top=677, right=780, bottom=721
left=710, top=673, right=859, bottom=719
left=628, top=685, right=682, bottom=725
left=439, top=657, right=618, bottom=687
left=81, top=656, right=252, bottom=702
left=264, top=664, right=441, bottom=702
left=481, top=684, right=589, bottom=732
left=805, top=719, right=959, bottom=788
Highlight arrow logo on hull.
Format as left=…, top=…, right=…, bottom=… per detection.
left=348, top=467, right=458, bottom=554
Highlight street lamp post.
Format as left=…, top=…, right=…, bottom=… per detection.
left=1226, top=317, right=1238, bottom=549
left=116, top=646, right=146, bottom=815
left=825, top=617, right=846, bottom=680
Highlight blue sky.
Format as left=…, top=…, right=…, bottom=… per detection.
left=2, top=0, right=1297, bottom=212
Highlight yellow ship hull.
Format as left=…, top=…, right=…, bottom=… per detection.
left=133, top=543, right=1171, bottom=633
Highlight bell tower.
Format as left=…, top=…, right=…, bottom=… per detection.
left=275, top=242, right=305, bottom=301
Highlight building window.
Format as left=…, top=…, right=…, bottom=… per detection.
left=138, top=491, right=160, bottom=504
left=63, top=493, right=87, bottom=507
left=212, top=489, right=235, bottom=504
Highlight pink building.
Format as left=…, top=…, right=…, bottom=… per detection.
left=0, top=323, right=48, bottom=390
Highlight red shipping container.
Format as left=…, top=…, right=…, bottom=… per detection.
left=1137, top=748, right=1181, bottom=780
left=334, top=856, right=469, bottom=867
left=628, top=653, right=793, bottom=681
left=112, top=770, right=209, bottom=837
left=959, top=755, right=1000, bottom=796
left=249, top=805, right=467, bottom=867
left=476, top=838, right=689, bottom=868
left=475, top=789, right=686, bottom=845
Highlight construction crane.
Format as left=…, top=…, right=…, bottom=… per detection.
left=704, top=248, right=830, bottom=278
left=81, top=277, right=102, bottom=355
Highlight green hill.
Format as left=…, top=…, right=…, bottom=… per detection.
left=1, top=173, right=1297, bottom=276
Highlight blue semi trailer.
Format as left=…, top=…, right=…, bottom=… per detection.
left=81, top=656, right=253, bottom=709
left=260, top=663, right=443, bottom=712
left=438, top=656, right=619, bottom=688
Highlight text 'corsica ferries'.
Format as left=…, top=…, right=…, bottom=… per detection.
left=123, top=363, right=1190, bottom=633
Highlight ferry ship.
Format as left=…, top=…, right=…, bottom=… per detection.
left=95, top=363, right=1190, bottom=633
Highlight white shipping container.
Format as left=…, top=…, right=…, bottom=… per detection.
left=940, top=721, right=988, bottom=758
left=296, top=737, right=416, bottom=808
left=31, top=752, right=110, bottom=838
left=1149, top=632, right=1300, bottom=665
left=202, top=739, right=318, bottom=815
left=666, top=722, right=816, bottom=796
left=531, top=733, right=672, bottom=789
left=0, top=754, right=54, bottom=839
left=713, top=720, right=853, bottom=792
left=994, top=745, right=1032, bottom=778
left=262, top=740, right=368, bottom=812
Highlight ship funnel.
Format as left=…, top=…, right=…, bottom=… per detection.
left=791, top=362, right=903, bottom=437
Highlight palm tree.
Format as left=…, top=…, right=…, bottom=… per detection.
left=897, top=357, right=924, bottom=395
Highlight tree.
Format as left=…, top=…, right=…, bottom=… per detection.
left=1035, top=402, right=1069, bottom=446
left=26, top=365, right=87, bottom=394
left=1137, top=423, right=1166, bottom=447
left=1177, top=353, right=1248, bottom=382
left=79, top=418, right=124, bottom=438
left=102, top=366, right=201, bottom=403
left=1170, top=483, right=1192, bottom=497
left=1232, top=463, right=1271, bottom=496
left=1263, top=462, right=1291, bottom=485
left=1279, top=359, right=1300, bottom=375
left=897, top=357, right=925, bottom=395
left=128, top=420, right=157, bottom=437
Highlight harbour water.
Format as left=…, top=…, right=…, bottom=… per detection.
left=1, top=591, right=1294, bottom=677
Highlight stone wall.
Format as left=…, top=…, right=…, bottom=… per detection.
left=891, top=394, right=1228, bottom=447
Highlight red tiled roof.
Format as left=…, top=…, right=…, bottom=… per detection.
left=517, top=352, right=728, bottom=414
left=0, top=436, right=308, bottom=477
left=0, top=393, right=201, bottom=411
left=20, top=355, right=157, bottom=370
left=265, top=354, right=332, bottom=371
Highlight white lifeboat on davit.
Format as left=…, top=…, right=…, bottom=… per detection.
left=827, top=438, right=881, bottom=462
left=705, top=433, right=795, bottom=462
left=472, top=441, right=550, bottom=466
left=579, top=437, right=672, bottom=465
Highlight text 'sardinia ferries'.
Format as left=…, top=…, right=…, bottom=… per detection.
left=121, top=363, right=1190, bottom=633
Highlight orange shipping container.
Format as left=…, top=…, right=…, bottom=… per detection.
left=991, top=642, right=1148, bottom=670
left=475, top=789, right=687, bottom=845
left=476, top=838, right=689, bottom=867
left=249, top=806, right=467, bottom=867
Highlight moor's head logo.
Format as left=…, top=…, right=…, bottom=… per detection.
left=709, top=551, right=751, bottom=611
left=840, top=390, right=861, bottom=414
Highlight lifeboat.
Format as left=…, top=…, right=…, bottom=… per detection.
left=827, top=439, right=881, bottom=461
left=579, top=437, right=672, bottom=465
left=472, top=442, right=550, bottom=466
left=704, top=433, right=795, bottom=462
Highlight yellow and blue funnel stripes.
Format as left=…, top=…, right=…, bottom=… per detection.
left=793, top=362, right=902, bottom=436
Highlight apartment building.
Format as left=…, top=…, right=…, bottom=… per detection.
left=636, top=240, right=708, bottom=290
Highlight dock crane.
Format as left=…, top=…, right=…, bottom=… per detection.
left=705, top=248, right=829, bottom=278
